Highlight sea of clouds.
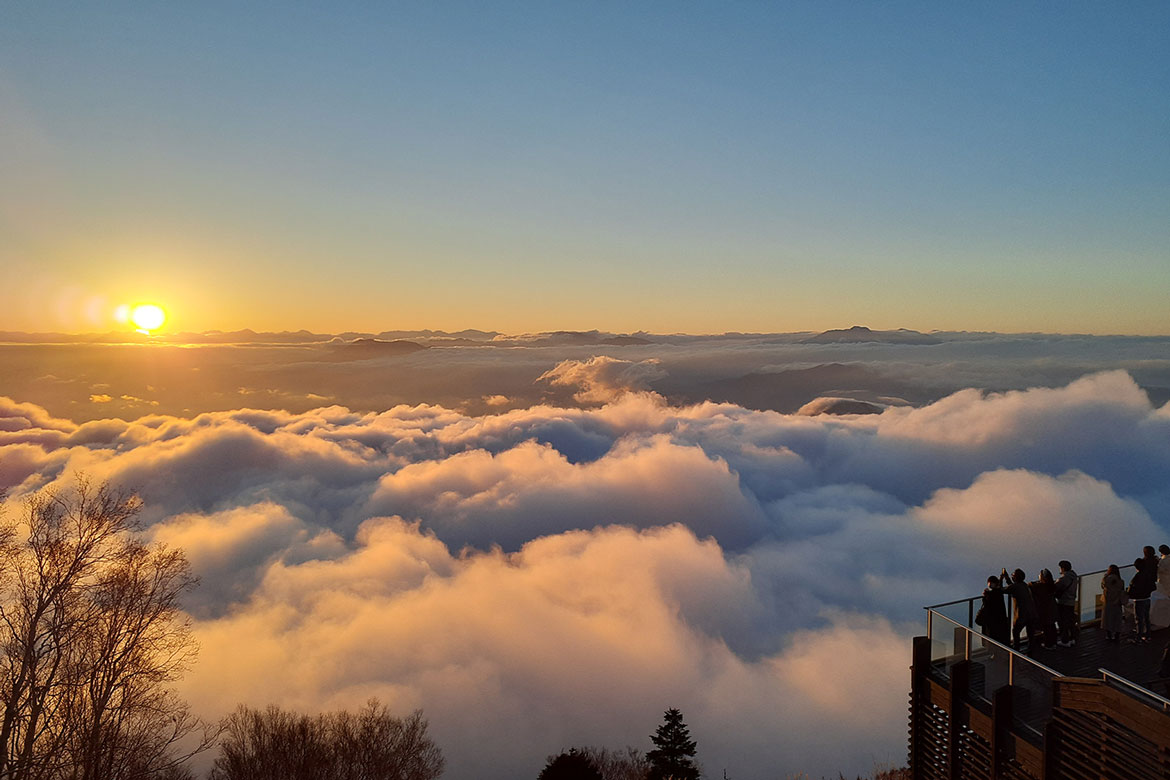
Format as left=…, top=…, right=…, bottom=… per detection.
left=2, top=353, right=1170, bottom=778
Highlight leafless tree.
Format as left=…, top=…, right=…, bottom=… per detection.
left=210, top=700, right=444, bottom=780
left=0, top=481, right=213, bottom=780
left=574, top=747, right=650, bottom=780
left=211, top=704, right=333, bottom=780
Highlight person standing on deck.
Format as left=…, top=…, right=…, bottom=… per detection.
left=1153, top=545, right=1170, bottom=629
left=1140, top=546, right=1159, bottom=580
left=1030, top=569, right=1058, bottom=649
left=1129, top=555, right=1156, bottom=643
left=1102, top=564, right=1126, bottom=642
left=1054, top=560, right=1079, bottom=647
left=1002, top=567, right=1040, bottom=653
left=977, top=575, right=1011, bottom=645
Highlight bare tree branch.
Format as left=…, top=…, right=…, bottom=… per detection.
left=0, top=480, right=213, bottom=780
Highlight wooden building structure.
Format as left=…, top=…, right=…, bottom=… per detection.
left=909, top=566, right=1170, bottom=779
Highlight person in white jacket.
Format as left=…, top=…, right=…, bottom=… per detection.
left=1152, top=544, right=1170, bottom=629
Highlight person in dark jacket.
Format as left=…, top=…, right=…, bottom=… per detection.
left=1053, top=560, right=1079, bottom=647
left=1141, top=546, right=1159, bottom=577
left=976, top=575, right=1010, bottom=645
left=1129, top=556, right=1157, bottom=643
left=1002, top=567, right=1040, bottom=652
left=1030, top=569, right=1058, bottom=649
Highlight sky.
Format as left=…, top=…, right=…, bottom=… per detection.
left=2, top=2, right=1168, bottom=335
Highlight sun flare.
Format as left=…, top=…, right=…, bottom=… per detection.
left=129, top=304, right=166, bottom=333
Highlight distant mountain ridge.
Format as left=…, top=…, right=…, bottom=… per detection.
left=801, top=325, right=942, bottom=345
left=323, top=338, right=428, bottom=360
left=0, top=328, right=654, bottom=346
left=6, top=327, right=1162, bottom=349
left=499, top=330, right=655, bottom=346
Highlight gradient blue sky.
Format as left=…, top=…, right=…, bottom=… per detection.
left=2, top=2, right=1167, bottom=334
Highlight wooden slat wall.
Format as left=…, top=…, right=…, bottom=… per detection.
left=908, top=635, right=1170, bottom=780
left=955, top=725, right=991, bottom=780
left=909, top=663, right=1041, bottom=780
left=912, top=694, right=950, bottom=780
left=1047, top=678, right=1170, bottom=780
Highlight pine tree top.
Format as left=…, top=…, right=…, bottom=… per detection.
left=647, top=708, right=699, bottom=780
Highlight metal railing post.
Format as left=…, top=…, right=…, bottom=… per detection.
left=1074, top=575, right=1081, bottom=624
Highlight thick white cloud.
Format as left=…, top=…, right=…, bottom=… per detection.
left=1, top=370, right=1167, bottom=779
left=365, top=435, right=767, bottom=551
left=538, top=356, right=667, bottom=404
left=0, top=396, right=75, bottom=433
left=176, top=521, right=910, bottom=779
left=149, top=502, right=348, bottom=615
left=913, top=468, right=1160, bottom=570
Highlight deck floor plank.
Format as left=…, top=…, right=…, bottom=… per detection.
left=1021, top=621, right=1169, bottom=698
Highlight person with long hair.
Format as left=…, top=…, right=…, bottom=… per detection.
left=1102, top=564, right=1126, bottom=642
left=1031, top=569, right=1058, bottom=649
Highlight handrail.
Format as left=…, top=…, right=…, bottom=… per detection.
left=925, top=595, right=983, bottom=610
left=926, top=601, right=1169, bottom=714
left=925, top=565, right=1134, bottom=611
left=1099, top=668, right=1170, bottom=712
left=927, top=610, right=1065, bottom=680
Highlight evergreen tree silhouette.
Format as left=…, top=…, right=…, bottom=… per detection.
left=647, top=708, right=700, bottom=780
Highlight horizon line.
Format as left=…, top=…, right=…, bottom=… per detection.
left=3, top=325, right=1170, bottom=342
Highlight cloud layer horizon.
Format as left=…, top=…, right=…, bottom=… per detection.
left=2, top=368, right=1168, bottom=778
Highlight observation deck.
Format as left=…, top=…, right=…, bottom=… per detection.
left=909, top=565, right=1170, bottom=780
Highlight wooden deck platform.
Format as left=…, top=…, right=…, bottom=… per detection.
left=914, top=607, right=1170, bottom=780
left=1024, top=621, right=1170, bottom=698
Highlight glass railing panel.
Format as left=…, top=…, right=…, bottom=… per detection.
left=928, top=612, right=975, bottom=680
left=929, top=611, right=957, bottom=675
left=932, top=598, right=977, bottom=628
left=1012, top=659, right=1058, bottom=735
left=1079, top=590, right=1102, bottom=626
left=967, top=632, right=1011, bottom=705
left=925, top=563, right=1162, bottom=734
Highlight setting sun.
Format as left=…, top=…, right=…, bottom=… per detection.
left=130, top=304, right=166, bottom=333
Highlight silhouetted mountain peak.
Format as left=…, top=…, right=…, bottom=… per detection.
left=324, top=338, right=428, bottom=361
left=802, top=326, right=941, bottom=345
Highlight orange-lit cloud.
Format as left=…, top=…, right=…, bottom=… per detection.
left=539, top=356, right=667, bottom=404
